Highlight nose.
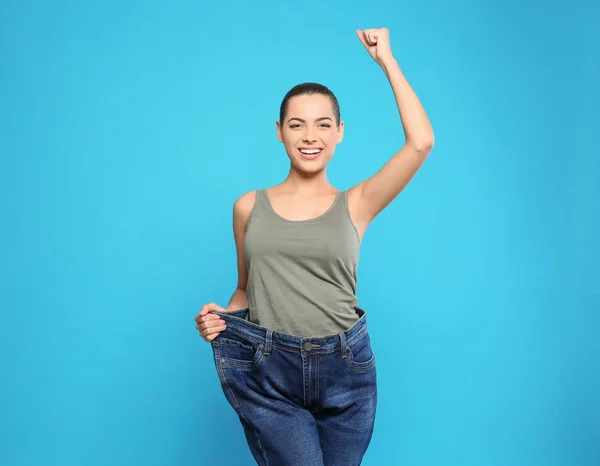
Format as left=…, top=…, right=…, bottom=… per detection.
left=302, top=127, right=317, bottom=143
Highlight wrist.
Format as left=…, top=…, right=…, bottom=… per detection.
left=379, top=56, right=398, bottom=73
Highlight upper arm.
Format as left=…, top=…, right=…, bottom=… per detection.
left=347, top=142, right=434, bottom=235
left=232, top=190, right=257, bottom=291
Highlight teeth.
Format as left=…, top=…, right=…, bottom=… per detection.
left=300, top=149, right=321, bottom=154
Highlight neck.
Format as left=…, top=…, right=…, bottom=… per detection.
left=280, top=165, right=334, bottom=195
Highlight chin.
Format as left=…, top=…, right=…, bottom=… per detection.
left=294, top=158, right=329, bottom=173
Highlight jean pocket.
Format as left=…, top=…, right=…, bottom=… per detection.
left=346, top=332, right=376, bottom=374
left=214, top=332, right=265, bottom=370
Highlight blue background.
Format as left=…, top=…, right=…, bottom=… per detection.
left=2, top=0, right=599, bottom=465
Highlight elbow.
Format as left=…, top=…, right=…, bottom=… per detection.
left=407, top=134, right=434, bottom=154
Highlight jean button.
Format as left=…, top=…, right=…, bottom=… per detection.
left=304, top=342, right=313, bottom=351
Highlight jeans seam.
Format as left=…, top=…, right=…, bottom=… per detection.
left=220, top=328, right=264, bottom=345
left=217, top=325, right=369, bottom=354
left=302, top=354, right=308, bottom=408
left=218, top=344, right=265, bottom=370
left=214, top=344, right=269, bottom=465
left=248, top=422, right=269, bottom=466
left=316, top=354, right=320, bottom=408
left=346, top=328, right=368, bottom=347
left=213, top=343, right=241, bottom=410
left=347, top=351, right=376, bottom=374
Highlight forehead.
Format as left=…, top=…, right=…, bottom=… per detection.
left=286, top=94, right=335, bottom=119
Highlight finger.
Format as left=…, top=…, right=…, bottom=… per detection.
left=201, top=324, right=226, bottom=339
left=195, top=312, right=213, bottom=324
left=355, top=30, right=370, bottom=49
left=365, top=27, right=386, bottom=35
left=198, top=317, right=225, bottom=331
left=194, top=314, right=221, bottom=325
left=204, top=333, right=220, bottom=343
left=194, top=308, right=210, bottom=322
left=366, top=31, right=378, bottom=45
left=199, top=313, right=221, bottom=324
left=206, top=323, right=226, bottom=335
left=203, top=302, right=227, bottom=314
left=196, top=317, right=223, bottom=331
left=361, top=28, right=373, bottom=41
left=196, top=303, right=225, bottom=321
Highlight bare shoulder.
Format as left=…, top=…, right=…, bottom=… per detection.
left=234, top=190, right=257, bottom=211
left=233, top=190, right=258, bottom=229
left=346, top=184, right=363, bottom=205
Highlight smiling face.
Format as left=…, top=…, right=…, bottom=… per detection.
left=277, top=93, right=344, bottom=174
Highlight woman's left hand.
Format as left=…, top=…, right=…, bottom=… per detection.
left=356, top=28, right=395, bottom=67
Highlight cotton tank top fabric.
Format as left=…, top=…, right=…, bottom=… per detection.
left=243, top=189, right=361, bottom=337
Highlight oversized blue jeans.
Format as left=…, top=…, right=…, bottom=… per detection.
left=210, top=308, right=378, bottom=466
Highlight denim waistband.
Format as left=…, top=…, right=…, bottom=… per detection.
left=212, top=307, right=369, bottom=355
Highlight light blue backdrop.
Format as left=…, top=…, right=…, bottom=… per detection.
left=2, top=0, right=599, bottom=465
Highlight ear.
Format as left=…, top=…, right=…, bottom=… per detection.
left=276, top=120, right=283, bottom=143
left=336, top=120, right=345, bottom=144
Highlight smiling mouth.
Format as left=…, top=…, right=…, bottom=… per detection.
left=298, top=148, right=323, bottom=160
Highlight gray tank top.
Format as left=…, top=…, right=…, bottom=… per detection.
left=243, top=189, right=361, bottom=337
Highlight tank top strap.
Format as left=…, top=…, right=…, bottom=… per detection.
left=339, top=189, right=361, bottom=241
left=255, top=188, right=278, bottom=220
left=339, top=189, right=349, bottom=208
left=337, top=189, right=350, bottom=216
left=244, top=189, right=269, bottom=232
left=255, top=189, right=268, bottom=208
left=328, top=190, right=345, bottom=213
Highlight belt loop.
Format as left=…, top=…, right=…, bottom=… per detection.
left=264, top=330, right=273, bottom=356
left=339, top=332, right=347, bottom=359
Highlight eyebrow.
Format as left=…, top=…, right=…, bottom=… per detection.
left=287, top=117, right=333, bottom=123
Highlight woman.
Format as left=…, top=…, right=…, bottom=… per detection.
left=195, top=28, right=434, bottom=465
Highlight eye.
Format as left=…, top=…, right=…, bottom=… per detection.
left=319, top=123, right=331, bottom=128
left=289, top=124, right=301, bottom=129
